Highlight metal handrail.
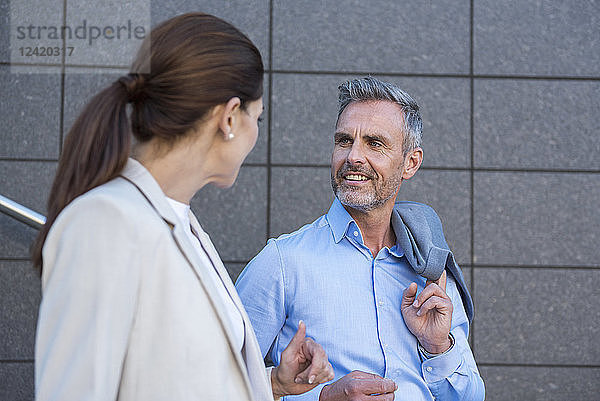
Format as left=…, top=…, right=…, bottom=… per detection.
left=0, top=194, right=46, bottom=230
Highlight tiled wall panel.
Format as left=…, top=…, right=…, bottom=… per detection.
left=474, top=0, right=600, bottom=76
left=0, top=261, right=40, bottom=360
left=0, top=161, right=56, bottom=258
left=0, top=68, right=61, bottom=159
left=474, top=267, right=600, bottom=365
left=273, top=0, right=470, bottom=74
left=192, top=166, right=268, bottom=262
left=480, top=365, right=600, bottom=401
left=474, top=172, right=600, bottom=267
left=0, top=362, right=35, bottom=401
left=474, top=80, right=600, bottom=170
left=270, top=166, right=333, bottom=238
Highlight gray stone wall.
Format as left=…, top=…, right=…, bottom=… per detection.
left=1, top=1, right=599, bottom=399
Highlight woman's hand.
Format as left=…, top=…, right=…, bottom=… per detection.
left=271, top=320, right=335, bottom=399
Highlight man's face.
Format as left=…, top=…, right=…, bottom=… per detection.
left=331, top=100, right=410, bottom=212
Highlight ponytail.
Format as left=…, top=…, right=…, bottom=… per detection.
left=32, top=79, right=132, bottom=269
left=32, top=12, right=264, bottom=271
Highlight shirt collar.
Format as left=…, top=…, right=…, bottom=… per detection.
left=326, top=198, right=357, bottom=243
left=327, top=198, right=405, bottom=257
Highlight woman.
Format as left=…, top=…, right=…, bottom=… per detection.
left=32, top=13, right=333, bottom=401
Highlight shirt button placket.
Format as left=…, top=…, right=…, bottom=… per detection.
left=373, top=260, right=389, bottom=377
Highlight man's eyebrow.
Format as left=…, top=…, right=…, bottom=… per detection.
left=363, top=133, right=390, bottom=144
left=334, top=131, right=352, bottom=139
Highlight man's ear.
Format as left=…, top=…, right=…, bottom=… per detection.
left=217, top=97, right=242, bottom=139
left=401, top=147, right=423, bottom=180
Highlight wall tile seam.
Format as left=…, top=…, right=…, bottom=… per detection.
left=4, top=63, right=600, bottom=81
left=2, top=260, right=598, bottom=270
left=240, top=164, right=600, bottom=174
left=269, top=70, right=600, bottom=81
left=3, top=161, right=600, bottom=174
left=6, top=260, right=599, bottom=270
left=469, top=0, right=476, bottom=356
left=0, top=159, right=59, bottom=163
left=265, top=0, right=274, bottom=241
left=471, top=265, right=600, bottom=270
left=477, top=362, right=600, bottom=369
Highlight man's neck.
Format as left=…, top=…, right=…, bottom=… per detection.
left=344, top=202, right=396, bottom=257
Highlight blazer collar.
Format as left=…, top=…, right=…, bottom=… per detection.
left=120, top=158, right=180, bottom=229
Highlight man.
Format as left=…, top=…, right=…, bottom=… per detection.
left=236, top=77, right=485, bottom=400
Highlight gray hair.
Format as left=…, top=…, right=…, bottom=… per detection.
left=336, top=76, right=423, bottom=153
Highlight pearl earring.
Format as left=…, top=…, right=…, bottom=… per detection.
left=227, top=132, right=235, bottom=140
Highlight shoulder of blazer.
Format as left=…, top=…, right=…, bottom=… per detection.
left=49, top=176, right=171, bottom=243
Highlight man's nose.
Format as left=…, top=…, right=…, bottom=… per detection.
left=347, top=142, right=366, bottom=164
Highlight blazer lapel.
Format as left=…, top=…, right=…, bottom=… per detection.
left=189, top=213, right=273, bottom=401
left=119, top=159, right=259, bottom=399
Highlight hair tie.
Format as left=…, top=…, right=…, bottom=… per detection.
left=118, top=73, right=145, bottom=103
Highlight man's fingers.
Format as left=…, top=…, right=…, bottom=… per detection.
left=369, top=392, right=395, bottom=400
left=416, top=296, right=452, bottom=317
left=369, top=377, right=397, bottom=395
left=319, top=362, right=335, bottom=383
left=426, top=270, right=447, bottom=291
left=413, top=280, right=449, bottom=308
left=361, top=377, right=397, bottom=395
left=346, top=377, right=396, bottom=395
left=306, top=361, right=334, bottom=385
left=294, top=363, right=333, bottom=385
left=401, top=282, right=418, bottom=308
left=301, top=338, right=334, bottom=384
left=348, top=370, right=383, bottom=380
left=293, top=365, right=312, bottom=384
left=439, top=270, right=447, bottom=290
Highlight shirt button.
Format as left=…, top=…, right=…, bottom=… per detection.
left=426, top=366, right=433, bottom=372
left=378, top=300, right=384, bottom=307
left=353, top=230, right=359, bottom=237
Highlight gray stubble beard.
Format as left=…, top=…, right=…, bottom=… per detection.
left=331, top=172, right=402, bottom=213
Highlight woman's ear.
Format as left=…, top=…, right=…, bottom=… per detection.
left=217, top=97, right=242, bottom=140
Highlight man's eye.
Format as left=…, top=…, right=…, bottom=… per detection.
left=335, top=137, right=351, bottom=145
left=369, top=140, right=382, bottom=147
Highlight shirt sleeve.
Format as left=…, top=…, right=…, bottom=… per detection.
left=35, top=195, right=142, bottom=401
left=420, top=275, right=485, bottom=401
left=236, top=239, right=287, bottom=359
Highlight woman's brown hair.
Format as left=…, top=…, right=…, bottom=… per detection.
left=32, top=13, right=264, bottom=269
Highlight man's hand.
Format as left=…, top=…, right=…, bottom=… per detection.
left=271, top=321, right=334, bottom=399
left=319, top=371, right=397, bottom=401
left=401, top=270, right=453, bottom=354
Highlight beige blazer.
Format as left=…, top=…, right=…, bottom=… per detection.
left=36, top=159, right=273, bottom=401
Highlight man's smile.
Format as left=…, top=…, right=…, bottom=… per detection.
left=343, top=173, right=370, bottom=182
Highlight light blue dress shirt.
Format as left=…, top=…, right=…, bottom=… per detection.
left=236, top=198, right=484, bottom=401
